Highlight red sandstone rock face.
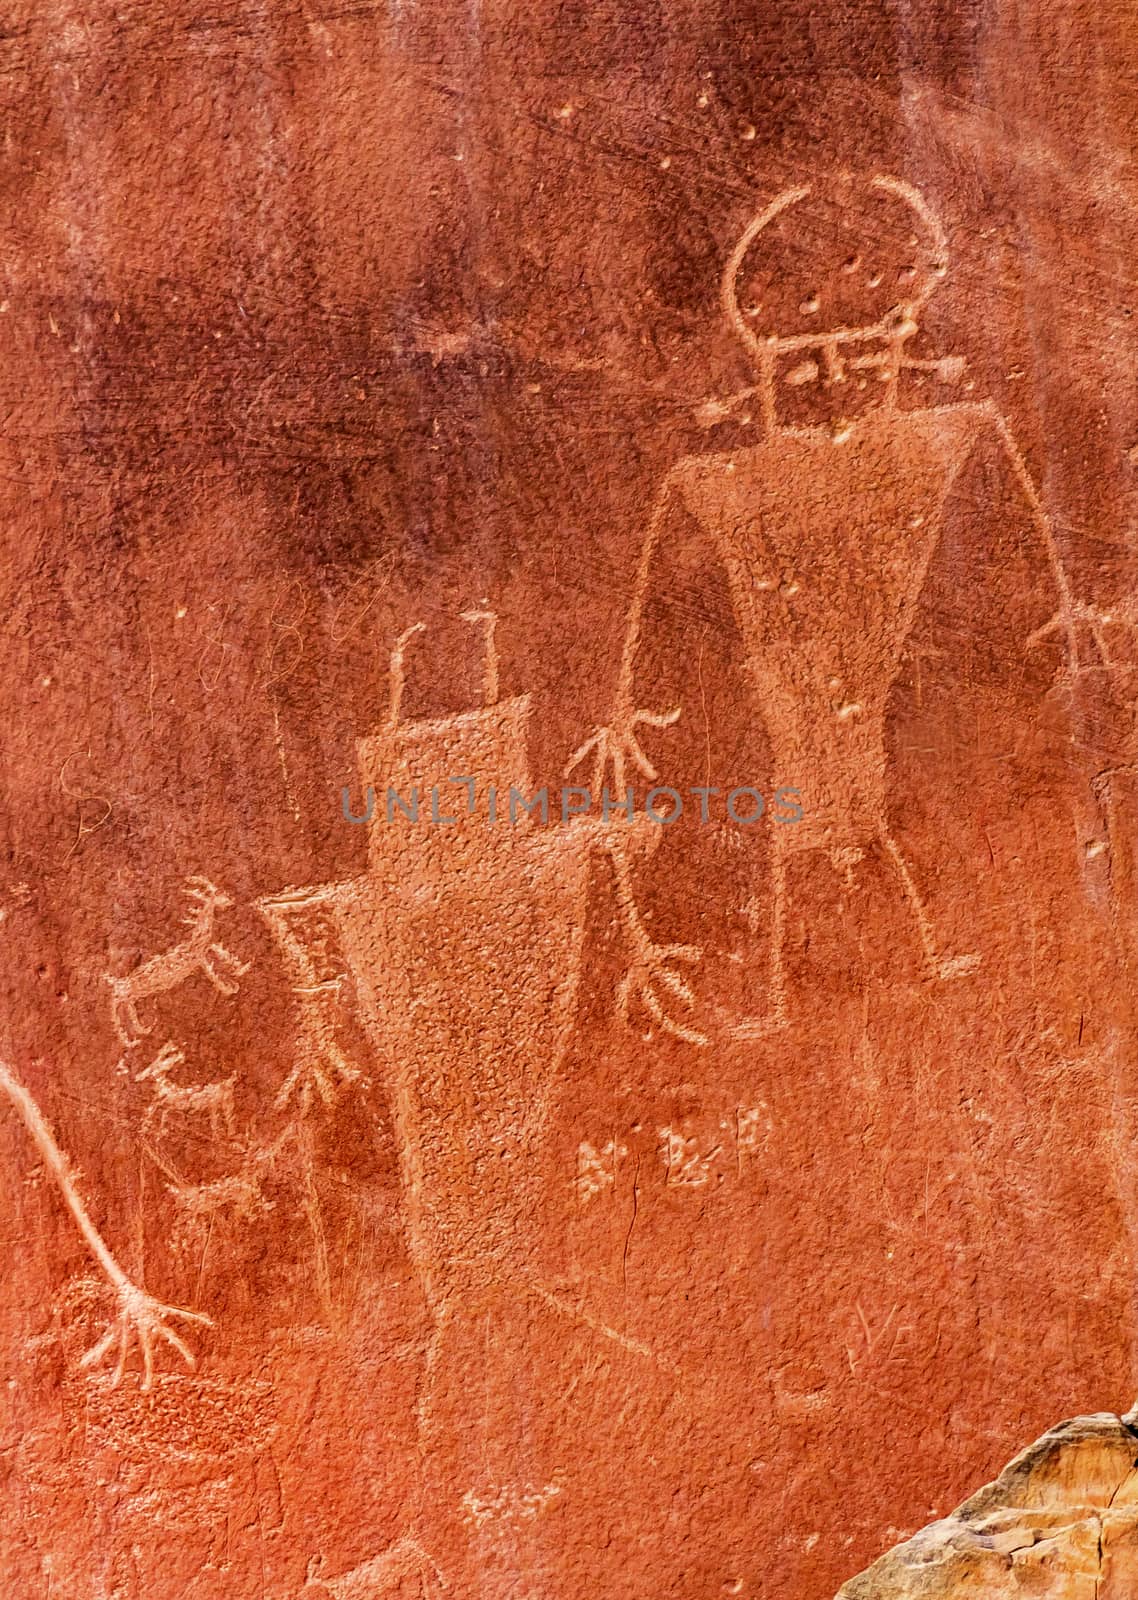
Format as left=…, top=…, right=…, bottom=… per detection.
left=1, top=5, right=1137, bottom=1599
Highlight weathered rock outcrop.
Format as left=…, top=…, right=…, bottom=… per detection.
left=838, top=1412, right=1138, bottom=1598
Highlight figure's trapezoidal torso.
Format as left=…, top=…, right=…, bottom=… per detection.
left=670, top=401, right=990, bottom=847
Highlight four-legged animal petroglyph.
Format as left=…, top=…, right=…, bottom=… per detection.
left=580, top=173, right=1092, bottom=1035
left=136, top=1040, right=239, bottom=1144
left=0, top=1059, right=211, bottom=1388
left=107, top=876, right=249, bottom=1047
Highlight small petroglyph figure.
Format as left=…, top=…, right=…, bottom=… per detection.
left=581, top=174, right=1094, bottom=1035
left=575, top=1137, right=628, bottom=1203
left=256, top=887, right=361, bottom=1113
left=288, top=610, right=683, bottom=1592
left=845, top=1300, right=910, bottom=1375
left=135, top=1040, right=238, bottom=1144
left=106, top=875, right=249, bottom=1047
left=658, top=1123, right=723, bottom=1186
left=0, top=1059, right=211, bottom=1389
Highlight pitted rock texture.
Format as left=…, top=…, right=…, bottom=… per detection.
left=836, top=1412, right=1138, bottom=1598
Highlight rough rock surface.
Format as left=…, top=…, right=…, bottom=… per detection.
left=1, top=3, right=1137, bottom=1599
left=836, top=1411, right=1138, bottom=1598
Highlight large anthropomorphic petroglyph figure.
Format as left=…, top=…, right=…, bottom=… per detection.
left=265, top=615, right=688, bottom=1595
left=577, top=174, right=1092, bottom=1034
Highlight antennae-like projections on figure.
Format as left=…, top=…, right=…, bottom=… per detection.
left=387, top=622, right=426, bottom=730
left=460, top=607, right=499, bottom=706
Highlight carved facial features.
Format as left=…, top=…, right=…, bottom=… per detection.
left=724, top=178, right=953, bottom=431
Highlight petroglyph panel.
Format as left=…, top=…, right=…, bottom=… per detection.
left=2, top=4, right=1138, bottom=1599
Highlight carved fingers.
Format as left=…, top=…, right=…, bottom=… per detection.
left=80, top=1281, right=213, bottom=1391
left=563, top=705, right=681, bottom=794
left=617, top=940, right=707, bottom=1048
left=273, top=1049, right=359, bottom=1113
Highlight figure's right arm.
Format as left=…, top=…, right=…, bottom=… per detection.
left=563, top=461, right=711, bottom=1048
left=564, top=465, right=688, bottom=795
left=613, top=465, right=686, bottom=709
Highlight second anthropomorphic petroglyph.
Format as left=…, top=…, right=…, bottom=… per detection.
left=278, top=612, right=698, bottom=1592
left=579, top=172, right=1098, bottom=1036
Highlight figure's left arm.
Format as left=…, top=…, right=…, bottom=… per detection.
left=985, top=404, right=1111, bottom=677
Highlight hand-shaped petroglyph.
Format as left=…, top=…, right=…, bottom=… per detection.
left=564, top=701, right=681, bottom=795
left=272, top=1017, right=361, bottom=1113
left=79, top=1278, right=212, bottom=1391
left=0, top=1059, right=211, bottom=1390
left=256, top=892, right=363, bottom=1114
left=606, top=835, right=706, bottom=1046
left=106, top=876, right=249, bottom=1047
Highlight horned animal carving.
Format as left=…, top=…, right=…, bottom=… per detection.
left=106, top=876, right=249, bottom=1047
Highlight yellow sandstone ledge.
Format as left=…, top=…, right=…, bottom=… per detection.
left=837, top=1410, right=1138, bottom=1598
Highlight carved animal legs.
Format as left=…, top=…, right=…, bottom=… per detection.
left=109, top=987, right=151, bottom=1049
left=201, top=941, right=250, bottom=996
left=877, top=828, right=981, bottom=982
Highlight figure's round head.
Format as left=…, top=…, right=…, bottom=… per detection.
left=721, top=176, right=950, bottom=421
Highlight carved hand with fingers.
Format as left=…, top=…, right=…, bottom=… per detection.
left=81, top=1281, right=212, bottom=1391
left=605, top=835, right=707, bottom=1047
left=0, top=1059, right=212, bottom=1391
left=564, top=701, right=681, bottom=797
left=616, top=934, right=706, bottom=1046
